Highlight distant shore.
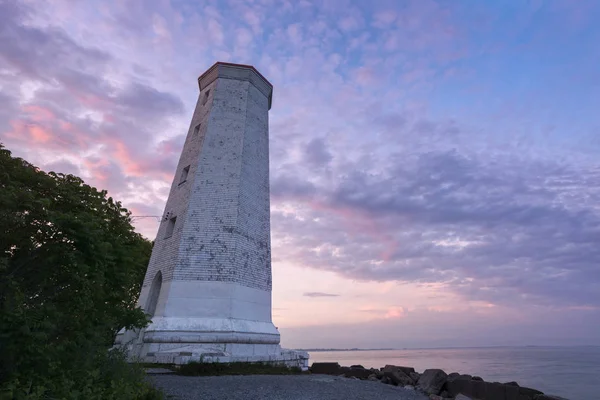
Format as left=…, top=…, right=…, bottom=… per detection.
left=299, top=348, right=396, bottom=352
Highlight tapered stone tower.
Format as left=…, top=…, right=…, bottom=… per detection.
left=116, top=62, right=307, bottom=368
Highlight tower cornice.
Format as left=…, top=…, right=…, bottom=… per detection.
left=198, top=62, right=273, bottom=109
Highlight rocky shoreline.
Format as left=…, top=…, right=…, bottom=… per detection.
left=310, top=362, right=568, bottom=400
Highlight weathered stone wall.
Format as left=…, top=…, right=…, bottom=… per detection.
left=173, top=78, right=248, bottom=285
left=233, top=82, right=272, bottom=291
left=138, top=79, right=215, bottom=313
left=170, top=77, right=272, bottom=292
left=137, top=66, right=274, bottom=322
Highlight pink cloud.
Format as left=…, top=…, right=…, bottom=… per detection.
left=6, top=120, right=63, bottom=147
left=384, top=306, right=406, bottom=319
left=23, top=105, right=57, bottom=121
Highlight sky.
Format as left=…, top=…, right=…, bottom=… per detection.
left=1, top=0, right=600, bottom=349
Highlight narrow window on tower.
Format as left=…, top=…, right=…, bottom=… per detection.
left=193, top=123, right=200, bottom=137
left=164, top=216, right=177, bottom=239
left=179, top=165, right=190, bottom=185
left=202, top=89, right=210, bottom=106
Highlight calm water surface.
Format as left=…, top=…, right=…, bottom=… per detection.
left=308, top=347, right=600, bottom=400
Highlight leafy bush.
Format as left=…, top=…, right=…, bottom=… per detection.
left=0, top=145, right=161, bottom=399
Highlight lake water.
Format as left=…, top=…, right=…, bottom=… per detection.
left=308, top=347, right=600, bottom=400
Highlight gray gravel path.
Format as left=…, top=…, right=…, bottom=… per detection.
left=150, top=374, right=429, bottom=400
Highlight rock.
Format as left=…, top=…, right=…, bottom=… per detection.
left=472, top=376, right=483, bottom=381
left=439, top=390, right=449, bottom=397
left=455, top=395, right=475, bottom=400
left=381, top=365, right=414, bottom=386
left=350, top=364, right=365, bottom=369
left=505, top=383, right=520, bottom=400
left=428, top=395, right=453, bottom=400
left=367, top=374, right=379, bottom=381
left=311, top=362, right=341, bottom=375
left=469, top=380, right=487, bottom=399
left=383, top=369, right=413, bottom=386
left=404, top=385, right=415, bottom=390
left=443, top=376, right=482, bottom=398
left=383, top=364, right=416, bottom=375
left=504, top=381, right=520, bottom=386
left=445, top=379, right=529, bottom=400
left=410, top=372, right=421, bottom=383
left=485, top=381, right=507, bottom=400
left=374, top=370, right=384, bottom=379
left=520, top=386, right=544, bottom=397
left=381, top=376, right=391, bottom=385
left=447, top=373, right=473, bottom=382
left=418, top=369, right=448, bottom=395
left=344, top=367, right=372, bottom=380
left=534, top=395, right=569, bottom=400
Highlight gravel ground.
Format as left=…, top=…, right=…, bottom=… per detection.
left=150, top=374, right=429, bottom=400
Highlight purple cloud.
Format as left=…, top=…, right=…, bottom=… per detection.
left=270, top=144, right=600, bottom=308
left=2, top=0, right=600, bottom=347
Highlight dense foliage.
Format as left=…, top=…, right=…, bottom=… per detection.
left=0, top=144, right=160, bottom=399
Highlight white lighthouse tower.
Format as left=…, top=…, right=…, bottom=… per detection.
left=117, top=62, right=307, bottom=368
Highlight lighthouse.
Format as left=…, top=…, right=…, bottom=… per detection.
left=117, top=62, right=307, bottom=368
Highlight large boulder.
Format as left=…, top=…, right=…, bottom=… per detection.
left=504, top=383, right=520, bottom=400
left=418, top=369, right=448, bottom=395
left=381, top=365, right=414, bottom=386
left=310, top=362, right=341, bottom=375
left=383, top=364, right=416, bottom=376
left=448, top=374, right=472, bottom=380
left=445, top=378, right=526, bottom=400
left=383, top=370, right=413, bottom=386
left=429, top=395, right=454, bottom=400
left=410, top=372, right=421, bottom=383
left=344, top=368, right=372, bottom=380
left=444, top=375, right=490, bottom=398
left=443, top=375, right=470, bottom=397
left=520, top=386, right=544, bottom=398
left=484, top=381, right=506, bottom=400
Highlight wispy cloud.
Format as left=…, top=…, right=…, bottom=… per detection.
left=303, top=292, right=340, bottom=298
left=2, top=0, right=600, bottom=346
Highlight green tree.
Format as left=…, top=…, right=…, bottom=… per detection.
left=0, top=144, right=160, bottom=399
